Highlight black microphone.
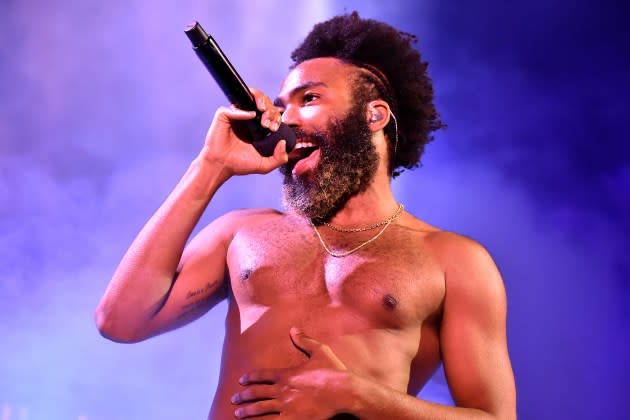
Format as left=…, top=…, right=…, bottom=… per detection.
left=185, top=21, right=296, bottom=157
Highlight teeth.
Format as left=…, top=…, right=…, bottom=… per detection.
left=295, top=142, right=317, bottom=149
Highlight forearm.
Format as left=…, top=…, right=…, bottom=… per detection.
left=95, top=148, right=229, bottom=340
left=343, top=374, right=500, bottom=420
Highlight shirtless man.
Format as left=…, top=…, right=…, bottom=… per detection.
left=96, top=12, right=516, bottom=419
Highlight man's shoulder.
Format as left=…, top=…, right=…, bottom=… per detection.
left=430, top=231, right=493, bottom=265
left=420, top=227, right=504, bottom=295
left=404, top=217, right=494, bottom=272
left=425, top=229, right=482, bottom=251
left=402, top=214, right=479, bottom=250
left=213, top=207, right=288, bottom=232
left=224, top=207, right=284, bottom=219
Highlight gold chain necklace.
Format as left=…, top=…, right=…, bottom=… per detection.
left=322, top=203, right=404, bottom=232
left=310, top=203, right=404, bottom=258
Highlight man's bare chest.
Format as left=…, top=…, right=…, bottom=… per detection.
left=226, top=219, right=445, bottom=330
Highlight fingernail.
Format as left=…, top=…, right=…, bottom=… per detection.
left=234, top=408, right=243, bottom=418
left=239, top=375, right=247, bottom=385
left=231, top=394, right=240, bottom=404
left=263, top=118, right=271, bottom=128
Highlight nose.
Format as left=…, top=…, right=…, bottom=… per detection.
left=280, top=104, right=299, bottom=127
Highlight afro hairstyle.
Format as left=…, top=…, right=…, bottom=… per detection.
left=291, top=11, right=444, bottom=176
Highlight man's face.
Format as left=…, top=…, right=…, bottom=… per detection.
left=275, top=58, right=379, bottom=222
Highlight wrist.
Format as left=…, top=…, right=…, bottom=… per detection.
left=180, top=151, right=231, bottom=201
left=197, top=145, right=234, bottom=178
left=332, top=370, right=368, bottom=416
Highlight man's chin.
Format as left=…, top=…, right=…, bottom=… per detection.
left=282, top=182, right=311, bottom=217
left=282, top=182, right=327, bottom=220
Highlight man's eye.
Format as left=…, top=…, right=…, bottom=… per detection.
left=303, top=93, right=319, bottom=104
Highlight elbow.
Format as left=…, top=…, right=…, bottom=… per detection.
left=488, top=403, right=517, bottom=420
left=94, top=304, right=145, bottom=344
left=493, top=410, right=517, bottom=420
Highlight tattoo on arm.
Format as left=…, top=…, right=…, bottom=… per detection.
left=177, top=280, right=221, bottom=320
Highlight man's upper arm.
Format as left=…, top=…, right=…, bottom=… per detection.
left=437, top=233, right=516, bottom=418
left=143, top=210, right=244, bottom=336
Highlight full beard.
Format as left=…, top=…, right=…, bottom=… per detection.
left=280, top=103, right=379, bottom=223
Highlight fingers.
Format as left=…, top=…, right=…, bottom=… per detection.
left=231, top=383, right=280, bottom=405
left=217, top=106, right=256, bottom=122
left=234, top=369, right=285, bottom=418
left=233, top=399, right=282, bottom=419
left=254, top=140, right=288, bottom=174
left=250, top=87, right=282, bottom=132
left=289, top=327, right=321, bottom=357
left=239, top=368, right=282, bottom=385
left=217, top=87, right=282, bottom=129
left=207, top=89, right=287, bottom=174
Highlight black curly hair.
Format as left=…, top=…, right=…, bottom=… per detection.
left=291, top=11, right=444, bottom=177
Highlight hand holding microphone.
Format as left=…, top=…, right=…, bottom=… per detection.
left=185, top=22, right=296, bottom=157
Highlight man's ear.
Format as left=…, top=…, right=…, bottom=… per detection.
left=366, top=100, right=391, bottom=132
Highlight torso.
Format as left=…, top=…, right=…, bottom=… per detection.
left=209, top=209, right=446, bottom=419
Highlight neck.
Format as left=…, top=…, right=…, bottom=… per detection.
left=326, top=168, right=398, bottom=228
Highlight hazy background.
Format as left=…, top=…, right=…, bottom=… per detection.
left=1, top=0, right=628, bottom=419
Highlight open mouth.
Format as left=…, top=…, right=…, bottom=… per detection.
left=286, top=141, right=321, bottom=176
left=289, top=141, right=319, bottom=164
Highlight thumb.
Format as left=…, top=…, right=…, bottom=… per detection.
left=289, top=327, right=320, bottom=357
left=256, top=140, right=288, bottom=173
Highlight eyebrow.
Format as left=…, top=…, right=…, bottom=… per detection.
left=274, top=81, right=327, bottom=107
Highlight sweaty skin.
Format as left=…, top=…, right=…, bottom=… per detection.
left=211, top=209, right=445, bottom=418
left=95, top=57, right=515, bottom=420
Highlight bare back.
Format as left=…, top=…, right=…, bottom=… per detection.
left=209, top=209, right=447, bottom=419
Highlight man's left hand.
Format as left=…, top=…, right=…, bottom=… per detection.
left=231, top=327, right=351, bottom=419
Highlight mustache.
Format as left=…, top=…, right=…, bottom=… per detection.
left=292, top=128, right=327, bottom=146
left=292, top=128, right=308, bottom=139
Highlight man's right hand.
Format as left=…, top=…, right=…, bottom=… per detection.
left=201, top=87, right=289, bottom=178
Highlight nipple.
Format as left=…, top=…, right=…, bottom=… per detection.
left=240, top=268, right=252, bottom=282
left=382, top=294, right=398, bottom=311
